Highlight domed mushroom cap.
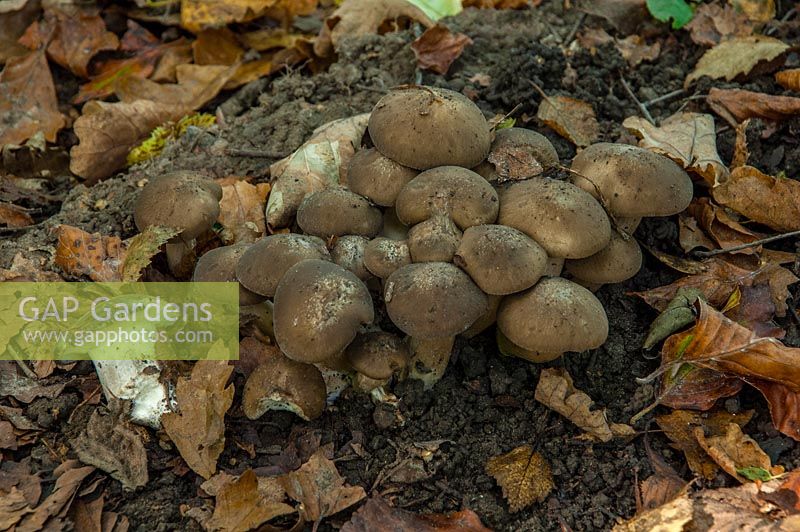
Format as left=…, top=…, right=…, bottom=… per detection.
left=497, top=178, right=611, bottom=259
left=193, top=244, right=265, bottom=306
left=454, top=224, right=548, bottom=295
left=565, top=230, right=643, bottom=285
left=274, top=259, right=374, bottom=363
left=347, top=148, right=419, bottom=207
left=344, top=331, right=410, bottom=380
left=384, top=262, right=488, bottom=339
left=363, top=237, right=411, bottom=279
left=395, top=166, right=499, bottom=229
left=297, top=188, right=383, bottom=239
left=570, top=143, right=693, bottom=218
left=331, top=235, right=372, bottom=281
left=497, top=277, right=608, bottom=357
left=406, top=214, right=462, bottom=263
left=235, top=234, right=330, bottom=298
left=473, top=127, right=559, bottom=183
left=368, top=86, right=491, bottom=170
left=134, top=171, right=222, bottom=240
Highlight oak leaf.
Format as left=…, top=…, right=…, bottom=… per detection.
left=411, top=24, right=472, bottom=75
left=217, top=180, right=270, bottom=245
left=712, top=165, right=800, bottom=232
left=205, top=470, right=295, bottom=532
left=537, top=94, right=598, bottom=147
left=685, top=36, right=788, bottom=87
left=342, top=496, right=491, bottom=531
left=707, top=87, right=800, bottom=125
left=485, top=445, right=553, bottom=513
left=694, top=423, right=783, bottom=483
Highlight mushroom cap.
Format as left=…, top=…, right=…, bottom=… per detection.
left=347, top=148, right=419, bottom=207
left=565, top=230, right=643, bottom=285
left=406, top=214, right=462, bottom=263
left=381, top=208, right=409, bottom=240
left=331, top=235, right=372, bottom=281
left=241, top=340, right=327, bottom=421
left=570, top=143, right=693, bottom=218
left=134, top=171, right=222, bottom=240
left=344, top=331, right=410, bottom=380
left=235, top=234, right=330, bottom=298
left=497, top=178, right=611, bottom=259
left=474, top=127, right=559, bottom=182
left=273, top=259, right=374, bottom=363
left=395, top=166, right=499, bottom=229
left=454, top=224, right=548, bottom=295
left=384, top=262, right=488, bottom=339
left=297, top=188, right=383, bottom=238
left=363, top=237, right=412, bottom=279
left=497, top=277, right=609, bottom=355
left=193, top=244, right=266, bottom=306
left=368, top=86, right=491, bottom=170
left=496, top=328, right=562, bottom=363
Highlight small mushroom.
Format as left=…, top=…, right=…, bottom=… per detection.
left=368, top=86, right=491, bottom=170
left=331, top=235, right=372, bottom=281
left=473, top=127, right=559, bottom=183
left=406, top=214, right=462, bottom=263
left=454, top=224, right=548, bottom=295
left=192, top=244, right=265, bottom=306
left=363, top=237, right=412, bottom=279
left=497, top=277, right=608, bottom=363
left=344, top=331, right=410, bottom=381
left=497, top=178, right=611, bottom=259
left=235, top=233, right=330, bottom=298
left=347, top=148, right=419, bottom=207
left=565, top=230, right=643, bottom=286
left=273, top=259, right=374, bottom=364
left=570, top=143, right=693, bottom=218
left=297, top=188, right=383, bottom=239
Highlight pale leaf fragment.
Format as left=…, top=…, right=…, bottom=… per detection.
left=537, top=95, right=598, bottom=147
left=485, top=445, right=553, bottom=513
left=685, top=36, right=789, bottom=87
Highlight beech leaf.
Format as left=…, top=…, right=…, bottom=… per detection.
left=537, top=94, right=599, bottom=147
left=685, top=36, right=789, bottom=88
left=411, top=24, right=472, bottom=75
left=485, top=445, right=553, bottom=513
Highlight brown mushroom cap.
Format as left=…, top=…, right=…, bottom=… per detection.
left=454, top=224, right=548, bottom=295
left=496, top=328, right=561, bottom=363
left=347, top=148, right=419, bottom=207
left=406, top=214, right=462, bottom=263
left=193, top=244, right=266, bottom=306
left=565, top=230, right=643, bottom=285
left=344, top=331, right=410, bottom=380
left=363, top=237, right=412, bottom=279
left=570, top=143, right=693, bottom=218
left=497, top=277, right=608, bottom=358
left=384, top=262, right=488, bottom=339
left=497, top=178, right=611, bottom=259
left=297, top=188, right=383, bottom=239
left=331, top=235, right=372, bottom=281
left=368, top=86, right=492, bottom=170
left=273, top=259, right=374, bottom=363
left=134, top=171, right=222, bottom=239
left=235, top=234, right=330, bottom=298
left=473, top=127, right=559, bottom=183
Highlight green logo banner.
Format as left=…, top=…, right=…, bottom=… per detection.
left=0, top=282, right=239, bottom=360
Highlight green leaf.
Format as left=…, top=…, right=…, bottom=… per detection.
left=736, top=467, right=774, bottom=482
left=407, top=0, right=462, bottom=20
left=496, top=117, right=516, bottom=130
left=646, top=0, right=694, bottom=29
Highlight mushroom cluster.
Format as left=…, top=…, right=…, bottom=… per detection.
left=133, top=85, right=693, bottom=421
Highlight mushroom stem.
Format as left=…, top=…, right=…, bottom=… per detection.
left=165, top=239, right=196, bottom=278
left=240, top=301, right=274, bottom=339
left=407, top=336, right=455, bottom=389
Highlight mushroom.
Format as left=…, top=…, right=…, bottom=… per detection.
left=273, top=259, right=374, bottom=364
left=344, top=331, right=410, bottom=381
left=363, top=237, right=412, bottom=279
left=496, top=276, right=608, bottom=363
left=473, top=127, right=559, bottom=183
left=384, top=262, right=487, bottom=387
left=462, top=294, right=502, bottom=339
left=544, top=257, right=565, bottom=277
left=235, top=233, right=330, bottom=298
left=347, top=148, right=418, bottom=207
left=331, top=235, right=373, bottom=281
left=497, top=178, right=611, bottom=259
left=297, top=188, right=383, bottom=239
left=395, top=166, right=499, bottom=263
left=368, top=86, right=491, bottom=170
left=564, top=229, right=643, bottom=287
left=569, top=143, right=693, bottom=218
left=133, top=171, right=222, bottom=276
left=192, top=244, right=265, bottom=306
left=454, top=224, right=548, bottom=295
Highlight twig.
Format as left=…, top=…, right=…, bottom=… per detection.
left=226, top=148, right=288, bottom=159
left=643, top=89, right=685, bottom=107
left=692, top=229, right=800, bottom=258
left=620, top=75, right=655, bottom=125
left=564, top=13, right=587, bottom=44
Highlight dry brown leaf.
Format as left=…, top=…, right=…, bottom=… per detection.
left=0, top=202, right=33, bottom=227
left=151, top=43, right=194, bottom=83
left=0, top=51, right=65, bottom=145
left=732, top=120, right=750, bottom=168
left=776, top=69, right=800, bottom=91
left=217, top=181, right=270, bottom=244
left=685, top=36, right=789, bottom=88
left=192, top=27, right=243, bottom=66
left=708, top=87, right=800, bottom=125
left=615, top=35, right=660, bottom=66
left=535, top=367, right=634, bottom=442
left=411, top=24, right=472, bottom=75
left=205, top=470, right=295, bottom=532
left=315, top=0, right=434, bottom=57
left=730, top=0, right=775, bottom=23
left=685, top=198, right=763, bottom=254
left=640, top=474, right=686, bottom=512
left=70, top=99, right=185, bottom=183
left=180, top=0, right=278, bottom=33
left=685, top=2, right=754, bottom=47
left=342, top=496, right=491, bottom=531
left=749, top=380, right=800, bottom=441
left=67, top=496, right=103, bottom=532
left=537, top=95, right=598, bottom=148
left=712, top=165, right=800, bottom=232
left=694, top=423, right=783, bottom=483
left=162, top=361, right=234, bottom=480
left=54, top=225, right=124, bottom=282
left=15, top=461, right=95, bottom=532
left=485, top=445, right=553, bottom=513
left=575, top=0, right=648, bottom=34
left=278, top=450, right=366, bottom=522
left=0, top=0, right=42, bottom=65
left=623, top=112, right=729, bottom=186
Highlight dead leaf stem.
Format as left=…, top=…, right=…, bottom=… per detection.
left=693, top=229, right=800, bottom=258
left=620, top=75, right=655, bottom=125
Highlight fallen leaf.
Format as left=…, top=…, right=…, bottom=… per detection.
left=342, top=496, right=491, bottom=531
left=535, top=367, right=634, bottom=442
left=485, top=445, right=553, bottom=513
left=241, top=28, right=313, bottom=52
left=575, top=0, right=649, bottom=34
left=67, top=496, right=103, bottom=532
left=121, top=225, right=180, bottom=281
left=70, top=99, right=185, bottom=183
left=730, top=0, right=775, bottom=23
left=615, top=35, right=660, bottom=66
left=639, top=441, right=686, bottom=512
left=266, top=113, right=370, bottom=229
left=685, top=36, right=789, bottom=87
left=151, top=42, right=194, bottom=83
left=0, top=202, right=33, bottom=227
left=54, top=225, right=124, bottom=281
left=694, top=423, right=783, bottom=483
left=192, top=27, right=243, bottom=66
left=0, top=459, right=41, bottom=508
left=761, top=469, right=800, bottom=513
left=315, top=0, right=434, bottom=57
left=205, top=470, right=295, bottom=532
left=162, top=361, right=234, bottom=479
left=410, top=24, right=472, bottom=75
left=537, top=94, right=599, bottom=147
left=749, top=380, right=800, bottom=441
left=708, top=87, right=800, bottom=125
left=0, top=51, right=65, bottom=145
left=278, top=450, right=366, bottom=522
left=712, top=165, right=800, bottom=232
left=685, top=198, right=762, bottom=253
left=15, top=461, right=95, bottom=532
left=181, top=0, right=277, bottom=32
left=0, top=363, right=66, bottom=403
left=732, top=120, right=750, bottom=169
left=217, top=181, right=270, bottom=244
left=0, top=0, right=42, bottom=64
left=685, top=2, right=753, bottom=46
left=776, top=69, right=800, bottom=92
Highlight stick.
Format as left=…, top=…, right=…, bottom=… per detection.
left=564, top=13, right=587, bottom=44
left=620, top=75, right=655, bottom=125
left=643, top=88, right=685, bottom=107
left=692, top=229, right=800, bottom=258
left=226, top=148, right=287, bottom=159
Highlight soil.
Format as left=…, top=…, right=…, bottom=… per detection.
left=3, top=3, right=800, bottom=532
